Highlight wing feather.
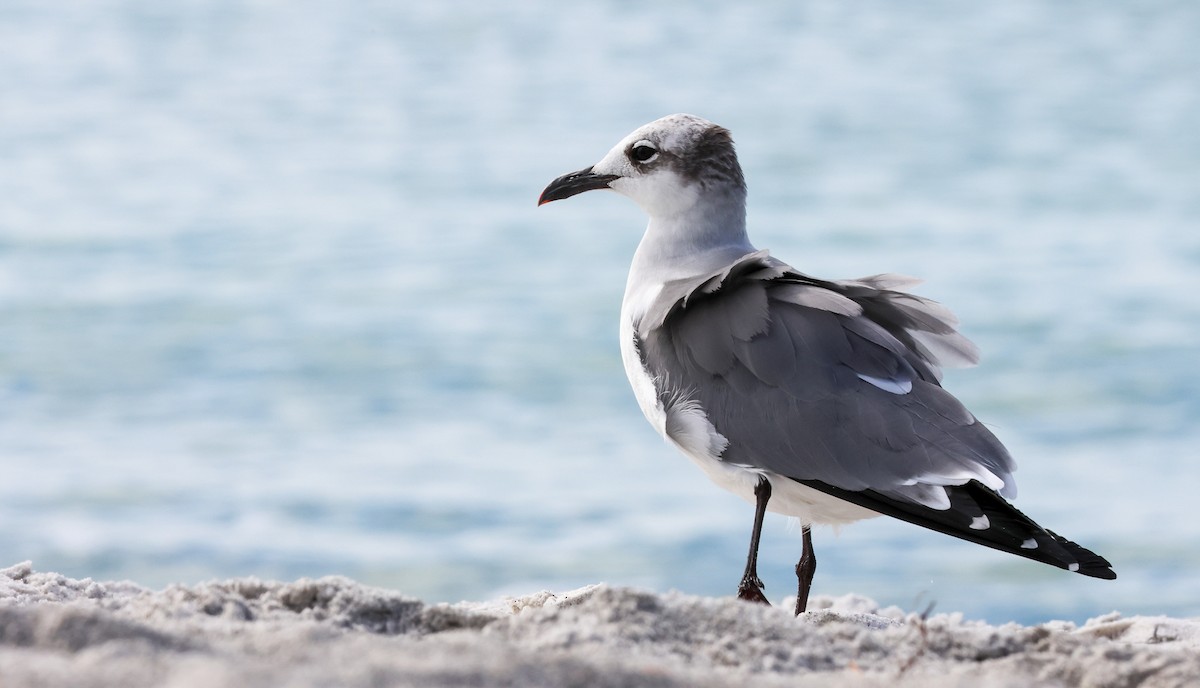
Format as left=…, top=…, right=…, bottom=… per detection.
left=634, top=252, right=1016, bottom=504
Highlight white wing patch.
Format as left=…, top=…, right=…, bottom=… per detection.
left=856, top=373, right=913, bottom=395
left=898, top=483, right=951, bottom=510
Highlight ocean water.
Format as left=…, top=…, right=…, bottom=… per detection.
left=1, top=0, right=1198, bottom=625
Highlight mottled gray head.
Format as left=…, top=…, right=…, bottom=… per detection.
left=539, top=114, right=746, bottom=219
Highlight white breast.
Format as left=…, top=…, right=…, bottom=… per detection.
left=618, top=286, right=667, bottom=436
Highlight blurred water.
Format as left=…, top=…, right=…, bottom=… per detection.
left=1, top=0, right=1198, bottom=625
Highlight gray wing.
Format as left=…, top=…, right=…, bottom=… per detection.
left=635, top=251, right=1116, bottom=579
left=637, top=250, right=1014, bottom=507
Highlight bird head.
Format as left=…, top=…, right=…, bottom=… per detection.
left=538, top=114, right=746, bottom=220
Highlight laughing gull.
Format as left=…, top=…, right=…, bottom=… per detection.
left=538, top=114, right=1115, bottom=614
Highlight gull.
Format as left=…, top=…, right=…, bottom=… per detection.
left=538, top=114, right=1115, bottom=614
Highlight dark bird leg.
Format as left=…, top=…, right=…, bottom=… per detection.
left=793, top=525, right=816, bottom=615
left=736, top=476, right=772, bottom=605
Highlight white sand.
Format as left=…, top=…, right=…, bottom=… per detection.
left=1, top=561, right=1196, bottom=687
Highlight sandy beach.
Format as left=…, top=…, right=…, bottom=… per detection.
left=1, top=561, right=1195, bottom=687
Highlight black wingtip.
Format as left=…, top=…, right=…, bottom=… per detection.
left=1047, top=529, right=1116, bottom=579
left=795, top=478, right=1117, bottom=580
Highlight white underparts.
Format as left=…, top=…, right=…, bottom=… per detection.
left=619, top=294, right=667, bottom=436
left=1021, top=538, right=1038, bottom=549
left=663, top=391, right=730, bottom=461
left=970, top=515, right=990, bottom=530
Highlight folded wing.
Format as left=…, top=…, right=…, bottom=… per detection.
left=634, top=250, right=1115, bottom=579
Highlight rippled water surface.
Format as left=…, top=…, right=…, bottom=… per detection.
left=2, top=1, right=1198, bottom=624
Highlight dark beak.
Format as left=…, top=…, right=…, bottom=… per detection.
left=537, top=167, right=620, bottom=206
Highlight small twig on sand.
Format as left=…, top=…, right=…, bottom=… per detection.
left=897, top=599, right=936, bottom=676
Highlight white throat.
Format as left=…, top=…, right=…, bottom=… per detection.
left=623, top=191, right=754, bottom=318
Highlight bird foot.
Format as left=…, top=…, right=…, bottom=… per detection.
left=736, top=576, right=770, bottom=605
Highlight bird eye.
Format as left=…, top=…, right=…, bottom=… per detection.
left=629, top=141, right=658, bottom=163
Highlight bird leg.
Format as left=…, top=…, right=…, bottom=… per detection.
left=793, top=525, right=816, bottom=615
left=736, top=476, right=772, bottom=605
